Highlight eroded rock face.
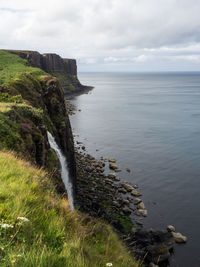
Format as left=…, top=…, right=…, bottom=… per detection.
left=7, top=50, right=77, bottom=76
left=42, top=53, right=77, bottom=75
left=6, top=50, right=91, bottom=97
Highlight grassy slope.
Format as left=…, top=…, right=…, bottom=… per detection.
left=0, top=151, right=139, bottom=267
left=0, top=50, right=45, bottom=86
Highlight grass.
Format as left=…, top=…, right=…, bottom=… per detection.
left=0, top=50, right=45, bottom=87
left=0, top=151, right=140, bottom=267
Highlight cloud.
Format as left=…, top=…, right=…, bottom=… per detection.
left=0, top=0, right=200, bottom=71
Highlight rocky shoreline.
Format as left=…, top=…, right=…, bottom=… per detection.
left=66, top=98, right=187, bottom=267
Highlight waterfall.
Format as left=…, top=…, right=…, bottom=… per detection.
left=47, top=131, right=74, bottom=211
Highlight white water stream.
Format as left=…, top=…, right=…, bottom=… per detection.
left=47, top=131, right=74, bottom=211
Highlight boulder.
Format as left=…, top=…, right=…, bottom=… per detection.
left=138, top=201, right=146, bottom=210
left=137, top=209, right=147, bottom=217
left=126, top=168, right=131, bottom=172
left=118, top=188, right=127, bottom=194
left=121, top=182, right=134, bottom=192
left=109, top=163, right=119, bottom=170
left=131, top=189, right=142, bottom=197
left=108, top=158, right=116, bottom=163
left=122, top=199, right=130, bottom=205
left=107, top=173, right=116, bottom=179
left=134, top=198, right=142, bottom=204
left=122, top=206, right=132, bottom=215
left=172, top=232, right=187, bottom=243
left=167, top=225, right=175, bottom=232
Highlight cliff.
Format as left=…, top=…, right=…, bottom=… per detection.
left=0, top=50, right=76, bottom=194
left=0, top=50, right=138, bottom=267
left=6, top=50, right=92, bottom=97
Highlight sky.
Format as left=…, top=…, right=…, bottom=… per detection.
left=0, top=0, right=200, bottom=72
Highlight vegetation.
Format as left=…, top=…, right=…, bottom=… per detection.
left=0, top=50, right=45, bottom=87
left=0, top=151, right=139, bottom=267
left=0, top=50, right=140, bottom=266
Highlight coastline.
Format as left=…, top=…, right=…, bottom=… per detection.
left=66, top=97, right=176, bottom=266
left=65, top=85, right=94, bottom=99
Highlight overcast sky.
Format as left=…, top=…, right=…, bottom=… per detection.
left=1, top=0, right=200, bottom=72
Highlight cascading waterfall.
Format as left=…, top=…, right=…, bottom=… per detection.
left=47, top=131, right=74, bottom=211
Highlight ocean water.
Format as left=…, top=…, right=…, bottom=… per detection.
left=70, top=72, right=200, bottom=267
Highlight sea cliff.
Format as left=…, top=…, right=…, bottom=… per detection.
left=0, top=49, right=178, bottom=266
left=6, top=49, right=92, bottom=97
left=0, top=49, right=139, bottom=266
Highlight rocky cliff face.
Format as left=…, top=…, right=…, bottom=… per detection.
left=7, top=50, right=90, bottom=97
left=0, top=50, right=76, bottom=196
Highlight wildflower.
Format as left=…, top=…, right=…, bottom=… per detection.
left=0, top=222, right=13, bottom=229
left=106, top=263, right=113, bottom=267
left=17, top=217, right=29, bottom=222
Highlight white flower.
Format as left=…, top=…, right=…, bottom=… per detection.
left=17, top=217, right=29, bottom=222
left=106, top=263, right=113, bottom=267
left=0, top=222, right=14, bottom=229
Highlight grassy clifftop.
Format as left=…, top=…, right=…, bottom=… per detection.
left=0, top=51, right=139, bottom=266
left=0, top=50, right=76, bottom=180
left=0, top=151, right=138, bottom=267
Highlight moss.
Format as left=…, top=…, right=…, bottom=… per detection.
left=112, top=213, right=135, bottom=235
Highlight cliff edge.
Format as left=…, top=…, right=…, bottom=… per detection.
left=0, top=50, right=76, bottom=194
left=6, top=50, right=92, bottom=97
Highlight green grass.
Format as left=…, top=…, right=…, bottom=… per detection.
left=0, top=151, right=140, bottom=267
left=0, top=50, right=45, bottom=87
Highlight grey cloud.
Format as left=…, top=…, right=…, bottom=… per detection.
left=1, top=0, right=200, bottom=71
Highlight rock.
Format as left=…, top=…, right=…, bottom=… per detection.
left=85, top=166, right=93, bottom=172
left=134, top=198, right=142, bottom=204
left=107, top=173, right=116, bottom=179
left=108, top=158, right=116, bottom=163
left=122, top=199, right=130, bottom=205
left=114, top=176, right=120, bottom=181
left=115, top=169, right=121, bottom=172
left=126, top=168, right=131, bottom=172
left=122, top=206, right=132, bottom=215
left=133, top=184, right=139, bottom=189
left=131, top=189, right=142, bottom=197
left=105, top=178, right=113, bottom=184
left=167, top=225, right=176, bottom=232
left=172, top=232, right=187, bottom=243
left=109, top=163, right=119, bottom=170
left=118, top=188, right=127, bottom=194
left=82, top=146, right=85, bottom=150
left=127, top=196, right=133, bottom=201
left=121, top=182, right=134, bottom=192
left=138, top=201, right=146, bottom=210
left=113, top=201, right=120, bottom=208
left=134, top=230, right=174, bottom=264
left=137, top=209, right=147, bottom=217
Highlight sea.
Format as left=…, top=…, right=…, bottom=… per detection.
left=69, top=72, right=200, bottom=267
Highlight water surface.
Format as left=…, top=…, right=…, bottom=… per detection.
left=70, top=72, right=200, bottom=267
